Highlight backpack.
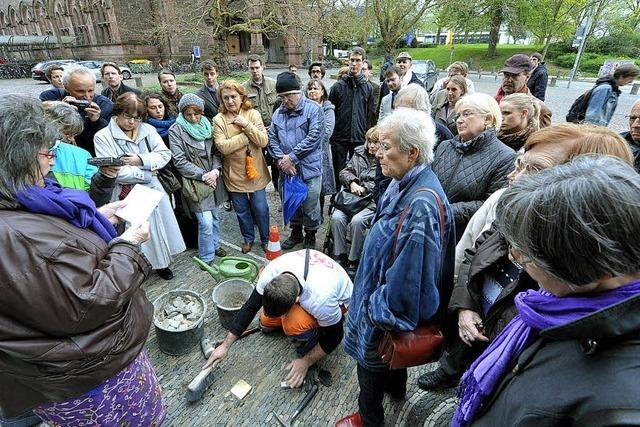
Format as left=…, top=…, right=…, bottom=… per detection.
left=566, top=90, right=592, bottom=123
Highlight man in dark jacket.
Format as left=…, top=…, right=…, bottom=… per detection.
left=194, top=60, right=221, bottom=120
left=41, top=64, right=113, bottom=156
left=621, top=99, right=640, bottom=172
left=328, top=46, right=375, bottom=189
left=526, top=52, right=548, bottom=101
left=495, top=54, right=552, bottom=127
left=100, top=62, right=141, bottom=102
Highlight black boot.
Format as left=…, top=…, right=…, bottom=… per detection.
left=417, top=367, right=459, bottom=390
left=336, top=254, right=349, bottom=269
left=303, top=230, right=316, bottom=249
left=282, top=226, right=304, bottom=250
left=347, top=260, right=359, bottom=279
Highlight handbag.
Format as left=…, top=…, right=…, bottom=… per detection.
left=180, top=142, right=215, bottom=204
left=377, top=188, right=447, bottom=369
left=333, top=190, right=373, bottom=217
left=144, top=138, right=181, bottom=195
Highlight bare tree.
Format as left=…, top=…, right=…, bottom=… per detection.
left=370, top=0, right=437, bottom=56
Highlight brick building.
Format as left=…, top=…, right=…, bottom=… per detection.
left=0, top=0, right=321, bottom=65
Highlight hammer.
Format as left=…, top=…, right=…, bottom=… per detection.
left=273, top=382, right=319, bottom=427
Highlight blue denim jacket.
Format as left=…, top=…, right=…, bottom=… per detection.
left=584, top=81, right=619, bottom=126
left=268, top=97, right=324, bottom=179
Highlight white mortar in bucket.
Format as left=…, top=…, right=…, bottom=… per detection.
left=153, top=289, right=206, bottom=356
left=211, top=278, right=254, bottom=329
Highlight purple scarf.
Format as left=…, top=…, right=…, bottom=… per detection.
left=453, top=279, right=640, bottom=427
left=16, top=179, right=117, bottom=244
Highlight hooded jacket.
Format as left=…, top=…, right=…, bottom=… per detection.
left=0, top=200, right=152, bottom=418
left=328, top=73, right=375, bottom=147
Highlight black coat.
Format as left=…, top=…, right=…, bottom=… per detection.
left=449, top=226, right=537, bottom=340
left=621, top=131, right=640, bottom=173
left=432, top=129, right=515, bottom=240
left=472, top=291, right=640, bottom=426
left=194, top=85, right=220, bottom=120
left=526, top=62, right=548, bottom=101
left=329, top=73, right=375, bottom=147
left=100, top=83, right=141, bottom=102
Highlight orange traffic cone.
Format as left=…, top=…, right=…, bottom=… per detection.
left=265, top=225, right=282, bottom=260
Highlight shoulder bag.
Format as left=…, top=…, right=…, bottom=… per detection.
left=377, top=188, right=446, bottom=369
left=144, top=138, right=181, bottom=195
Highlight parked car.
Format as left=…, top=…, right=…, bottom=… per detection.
left=77, top=60, right=132, bottom=82
left=31, top=59, right=76, bottom=81
left=412, top=59, right=438, bottom=93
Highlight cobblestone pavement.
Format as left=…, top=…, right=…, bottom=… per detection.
left=142, top=187, right=456, bottom=427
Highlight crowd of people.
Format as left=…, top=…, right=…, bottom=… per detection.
left=0, top=46, right=639, bottom=427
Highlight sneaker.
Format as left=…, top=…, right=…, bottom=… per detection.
left=303, top=231, right=316, bottom=249
left=223, top=201, right=232, bottom=211
left=347, top=261, right=358, bottom=279
left=417, top=367, right=459, bottom=390
left=156, top=267, right=174, bottom=280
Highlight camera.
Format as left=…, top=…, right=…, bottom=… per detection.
left=68, top=99, right=90, bottom=110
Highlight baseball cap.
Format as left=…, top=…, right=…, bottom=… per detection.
left=501, top=54, right=532, bottom=74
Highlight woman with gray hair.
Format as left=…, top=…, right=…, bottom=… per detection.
left=454, top=155, right=640, bottom=426
left=432, top=92, right=515, bottom=241
left=394, top=83, right=454, bottom=144
left=338, top=108, right=456, bottom=427
left=0, top=95, right=166, bottom=426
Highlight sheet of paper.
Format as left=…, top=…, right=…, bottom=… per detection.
left=230, top=379, right=252, bottom=400
left=115, top=184, right=164, bottom=226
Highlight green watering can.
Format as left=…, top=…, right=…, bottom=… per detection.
left=193, top=256, right=261, bottom=283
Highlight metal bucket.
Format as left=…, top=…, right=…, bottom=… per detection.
left=153, top=289, right=206, bottom=356
left=211, top=279, right=254, bottom=330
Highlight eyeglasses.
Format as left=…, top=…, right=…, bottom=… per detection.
left=513, top=156, right=544, bottom=175
left=121, top=112, right=143, bottom=122
left=457, top=110, right=480, bottom=120
left=626, top=115, right=640, bottom=123
left=508, top=245, right=532, bottom=270
left=38, top=151, right=56, bottom=160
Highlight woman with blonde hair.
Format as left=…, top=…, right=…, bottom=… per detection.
left=498, top=93, right=540, bottom=151
left=213, top=80, right=270, bottom=254
left=432, top=92, right=515, bottom=241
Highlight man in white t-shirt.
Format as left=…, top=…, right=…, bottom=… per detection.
left=204, top=249, right=353, bottom=387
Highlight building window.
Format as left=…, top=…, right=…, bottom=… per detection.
left=97, top=22, right=112, bottom=44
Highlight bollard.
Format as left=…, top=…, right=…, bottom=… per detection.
left=134, top=76, right=143, bottom=88
left=631, top=83, right=640, bottom=95
left=550, top=76, right=557, bottom=87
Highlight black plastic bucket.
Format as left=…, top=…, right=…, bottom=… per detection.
left=153, top=290, right=206, bottom=356
left=211, top=279, right=254, bottom=329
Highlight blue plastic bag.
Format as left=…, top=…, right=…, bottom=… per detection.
left=282, top=175, right=308, bottom=225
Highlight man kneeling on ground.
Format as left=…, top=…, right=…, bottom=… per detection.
left=204, top=249, right=353, bottom=387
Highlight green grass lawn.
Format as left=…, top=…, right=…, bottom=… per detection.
left=371, top=44, right=576, bottom=76
left=141, top=72, right=250, bottom=93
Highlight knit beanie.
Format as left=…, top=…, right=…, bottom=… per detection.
left=178, top=93, right=205, bottom=112
left=276, top=72, right=301, bottom=95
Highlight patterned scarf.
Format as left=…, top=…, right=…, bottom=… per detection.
left=497, top=121, right=538, bottom=151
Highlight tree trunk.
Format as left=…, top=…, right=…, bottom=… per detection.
left=211, top=32, right=231, bottom=74
left=487, top=6, right=503, bottom=57
left=541, top=37, right=551, bottom=59
left=463, top=30, right=469, bottom=44
left=436, top=26, right=442, bottom=44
